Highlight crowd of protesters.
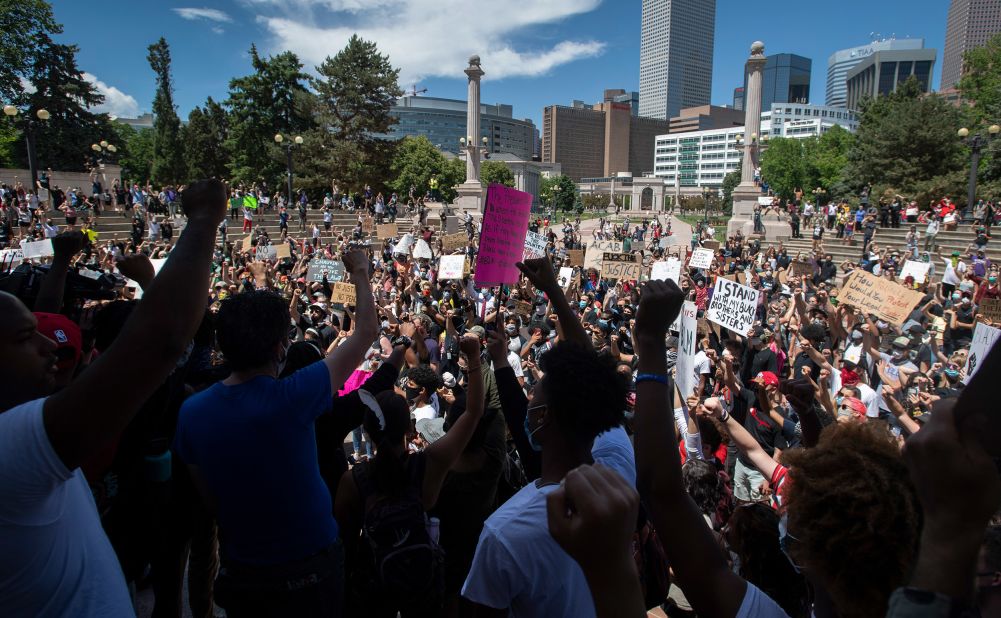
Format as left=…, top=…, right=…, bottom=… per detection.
left=1, top=176, right=1000, bottom=618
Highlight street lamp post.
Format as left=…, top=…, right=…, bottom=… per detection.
left=3, top=105, right=50, bottom=190
left=958, top=124, right=1000, bottom=220
left=274, top=133, right=303, bottom=208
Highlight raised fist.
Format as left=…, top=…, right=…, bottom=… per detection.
left=181, top=179, right=227, bottom=226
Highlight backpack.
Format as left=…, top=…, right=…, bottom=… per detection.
left=351, top=459, right=444, bottom=605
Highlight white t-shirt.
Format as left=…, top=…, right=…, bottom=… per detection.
left=412, top=403, right=437, bottom=422
left=0, top=399, right=133, bottom=617
left=504, top=351, right=524, bottom=380
left=461, top=430, right=636, bottom=617
left=692, top=350, right=711, bottom=394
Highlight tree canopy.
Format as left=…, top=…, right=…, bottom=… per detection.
left=389, top=136, right=464, bottom=202
left=147, top=38, right=185, bottom=185
left=540, top=175, right=577, bottom=211
left=480, top=160, right=515, bottom=188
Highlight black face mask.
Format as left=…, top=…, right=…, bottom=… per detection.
left=405, top=385, right=422, bottom=403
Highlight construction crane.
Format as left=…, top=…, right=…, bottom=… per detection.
left=408, top=85, right=428, bottom=97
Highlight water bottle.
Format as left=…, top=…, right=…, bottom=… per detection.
left=428, top=517, right=441, bottom=545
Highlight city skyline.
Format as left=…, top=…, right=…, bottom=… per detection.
left=47, top=0, right=956, bottom=130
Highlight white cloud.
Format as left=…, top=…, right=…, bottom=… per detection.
left=173, top=7, right=233, bottom=23
left=212, top=25, right=226, bottom=34
left=249, top=0, right=605, bottom=84
left=82, top=73, right=140, bottom=118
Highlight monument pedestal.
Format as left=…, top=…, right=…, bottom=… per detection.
left=727, top=184, right=787, bottom=241
left=453, top=181, right=485, bottom=214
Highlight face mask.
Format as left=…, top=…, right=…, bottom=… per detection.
left=579, top=301, right=588, bottom=309
left=506, top=325, right=517, bottom=335
left=523, top=413, right=545, bottom=452
left=952, top=293, right=961, bottom=301
left=405, top=385, right=422, bottom=404
left=598, top=319, right=609, bottom=329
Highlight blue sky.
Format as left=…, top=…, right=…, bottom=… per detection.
left=52, top=0, right=950, bottom=128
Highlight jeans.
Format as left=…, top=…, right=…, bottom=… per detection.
left=215, top=540, right=344, bottom=618
left=924, top=234, right=936, bottom=252
left=352, top=427, right=372, bottom=458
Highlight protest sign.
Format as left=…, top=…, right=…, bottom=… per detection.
left=21, top=239, right=54, bottom=259
left=675, top=301, right=699, bottom=399
left=981, top=298, right=1001, bottom=324
left=241, top=235, right=253, bottom=252
left=243, top=195, right=258, bottom=210
left=558, top=267, right=575, bottom=289
left=965, top=322, right=1001, bottom=384
left=474, top=185, right=532, bottom=287
left=441, top=233, right=467, bottom=253
left=706, top=278, right=760, bottom=335
left=790, top=260, right=814, bottom=278
left=306, top=259, right=345, bottom=283
left=331, top=282, right=357, bottom=306
left=567, top=249, right=584, bottom=267
left=361, top=217, right=374, bottom=234
left=413, top=239, right=433, bottom=260
left=255, top=245, right=277, bottom=261
left=377, top=223, right=398, bottom=239
left=601, top=252, right=642, bottom=281
left=688, top=247, right=714, bottom=270
left=703, top=240, right=720, bottom=251
left=899, top=260, right=931, bottom=284
left=839, top=270, right=924, bottom=325
left=438, top=254, right=467, bottom=280
left=393, top=233, right=414, bottom=255
left=650, top=258, right=682, bottom=283
left=275, top=243, right=291, bottom=259
left=583, top=240, right=623, bottom=272
left=0, top=248, right=24, bottom=269
left=523, top=231, right=548, bottom=261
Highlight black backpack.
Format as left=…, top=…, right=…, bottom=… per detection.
left=351, top=459, right=444, bottom=604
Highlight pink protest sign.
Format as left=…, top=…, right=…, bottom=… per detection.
left=474, top=184, right=533, bottom=287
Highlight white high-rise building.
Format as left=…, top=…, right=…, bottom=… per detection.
left=638, top=0, right=716, bottom=120
left=826, top=38, right=925, bottom=108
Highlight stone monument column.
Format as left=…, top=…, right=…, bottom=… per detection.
left=455, top=55, right=487, bottom=213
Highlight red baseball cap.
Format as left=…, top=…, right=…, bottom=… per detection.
left=754, top=371, right=780, bottom=388
left=34, top=312, right=82, bottom=371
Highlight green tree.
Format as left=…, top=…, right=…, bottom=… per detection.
left=112, top=123, right=155, bottom=185
left=388, top=136, right=464, bottom=201
left=540, top=175, right=577, bottom=211
left=845, top=77, right=967, bottom=204
left=18, top=37, right=115, bottom=172
left=759, top=137, right=806, bottom=201
left=146, top=38, right=185, bottom=184
left=225, top=45, right=315, bottom=189
left=305, top=35, right=403, bottom=194
left=480, top=160, right=515, bottom=187
left=181, top=97, right=229, bottom=181
left=0, top=122, right=19, bottom=168
left=803, top=124, right=854, bottom=198
left=0, top=0, right=61, bottom=106
left=720, top=169, right=741, bottom=213
left=958, top=33, right=1001, bottom=126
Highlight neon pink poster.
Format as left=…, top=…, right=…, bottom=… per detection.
left=474, top=184, right=533, bottom=287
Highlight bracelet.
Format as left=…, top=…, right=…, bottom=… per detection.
left=719, top=410, right=730, bottom=423
left=635, top=373, right=668, bottom=385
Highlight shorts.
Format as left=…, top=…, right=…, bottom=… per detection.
left=324, top=222, right=331, bottom=230
left=733, top=459, right=767, bottom=502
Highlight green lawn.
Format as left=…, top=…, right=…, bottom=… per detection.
left=676, top=214, right=727, bottom=242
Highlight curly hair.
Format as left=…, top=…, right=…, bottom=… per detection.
left=408, top=364, right=443, bottom=392
left=682, top=459, right=723, bottom=518
left=538, top=342, right=627, bottom=444
left=782, top=422, right=920, bottom=617
left=217, top=290, right=290, bottom=371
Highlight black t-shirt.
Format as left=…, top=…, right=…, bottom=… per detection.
left=729, top=387, right=787, bottom=467
left=792, top=351, right=821, bottom=380
left=749, top=347, right=778, bottom=378
left=952, top=306, right=975, bottom=341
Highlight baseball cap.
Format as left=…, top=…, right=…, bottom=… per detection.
left=892, top=336, right=910, bottom=349
left=754, top=371, right=779, bottom=387
left=416, top=417, right=446, bottom=444
left=34, top=312, right=81, bottom=370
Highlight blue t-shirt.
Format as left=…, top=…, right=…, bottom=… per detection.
left=173, top=361, right=335, bottom=565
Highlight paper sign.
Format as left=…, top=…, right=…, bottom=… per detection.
left=439, top=254, right=467, bottom=280
left=474, top=185, right=533, bottom=287
left=0, top=248, right=24, bottom=268
left=675, top=301, right=699, bottom=398
left=523, top=231, right=548, bottom=261
left=791, top=260, right=814, bottom=278
left=558, top=267, right=574, bottom=289
left=256, top=245, right=277, bottom=261
left=306, top=258, right=345, bottom=283
left=702, top=240, right=720, bottom=251
left=688, top=248, right=714, bottom=270
left=980, top=298, right=1001, bottom=324
left=706, top=278, right=760, bottom=335
left=393, top=233, right=414, bottom=255
left=441, top=233, right=467, bottom=253
left=567, top=249, right=584, bottom=267
left=839, top=270, right=924, bottom=325
left=584, top=240, right=623, bottom=272
left=651, top=259, right=682, bottom=283
left=965, top=322, right=1001, bottom=384
left=21, top=239, right=54, bottom=259
left=377, top=223, right=398, bottom=238
left=275, top=244, right=291, bottom=259
left=413, top=239, right=433, bottom=260
left=633, top=240, right=646, bottom=251
left=331, top=282, right=357, bottom=306
left=601, top=252, right=642, bottom=281
left=362, top=217, right=375, bottom=233
left=899, top=260, right=931, bottom=284
left=241, top=235, right=253, bottom=252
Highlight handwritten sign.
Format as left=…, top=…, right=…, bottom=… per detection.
left=474, top=185, right=533, bottom=287
left=675, top=301, right=699, bottom=398
left=567, top=249, right=584, bottom=267
left=441, top=232, right=467, bottom=253
left=438, top=254, right=467, bottom=280
left=651, top=259, right=682, bottom=283
left=0, top=247, right=24, bottom=268
left=21, top=239, right=54, bottom=259
left=965, top=322, right=1001, bottom=384
left=377, top=223, right=398, bottom=239
left=331, top=282, right=357, bottom=306
left=241, top=235, right=253, bottom=252
left=393, top=233, right=414, bottom=255
left=275, top=243, right=291, bottom=259
left=706, top=278, right=760, bottom=335
left=601, top=252, right=641, bottom=281
left=523, top=230, right=548, bottom=261
left=413, top=239, right=433, bottom=260
left=791, top=260, right=814, bottom=278
left=306, top=258, right=345, bottom=283
left=688, top=248, right=714, bottom=270
left=702, top=240, right=720, bottom=251
left=584, top=240, right=623, bottom=272
left=899, top=260, right=931, bottom=284
left=255, top=245, right=277, bottom=261
left=839, top=270, right=924, bottom=325
left=981, top=298, right=1001, bottom=324
left=362, top=217, right=375, bottom=234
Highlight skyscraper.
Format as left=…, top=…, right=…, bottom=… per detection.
left=942, top=0, right=1001, bottom=90
left=744, top=53, right=812, bottom=109
left=638, top=0, right=716, bottom=120
left=826, top=38, right=925, bottom=108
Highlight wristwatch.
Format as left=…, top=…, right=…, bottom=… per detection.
left=391, top=335, right=413, bottom=349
